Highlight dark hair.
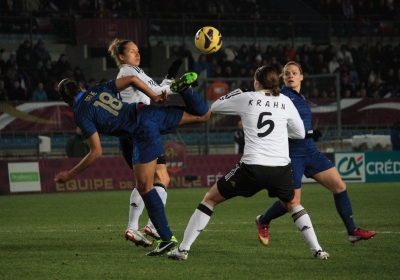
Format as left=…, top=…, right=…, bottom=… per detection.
left=58, top=78, right=80, bottom=107
left=254, top=66, right=280, bottom=96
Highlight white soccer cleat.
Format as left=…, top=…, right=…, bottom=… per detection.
left=124, top=229, right=152, bottom=248
left=167, top=247, right=189, bottom=260
left=144, top=224, right=161, bottom=240
left=313, top=250, right=330, bottom=260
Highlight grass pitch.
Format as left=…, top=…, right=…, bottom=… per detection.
left=1, top=182, right=399, bottom=280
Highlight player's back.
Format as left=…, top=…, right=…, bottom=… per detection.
left=74, top=80, right=139, bottom=139
left=211, top=89, right=304, bottom=166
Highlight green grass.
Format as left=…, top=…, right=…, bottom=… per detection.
left=1, top=183, right=399, bottom=280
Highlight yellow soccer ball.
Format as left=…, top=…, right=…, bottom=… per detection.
left=194, top=26, right=223, bottom=54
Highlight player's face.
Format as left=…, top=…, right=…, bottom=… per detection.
left=283, top=64, right=303, bottom=93
left=121, top=42, right=140, bottom=66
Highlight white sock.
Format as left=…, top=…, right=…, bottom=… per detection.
left=127, top=188, right=144, bottom=231
left=290, top=205, right=322, bottom=253
left=180, top=202, right=214, bottom=251
left=146, top=186, right=168, bottom=228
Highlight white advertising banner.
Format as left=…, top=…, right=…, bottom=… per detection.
left=8, top=162, right=41, bottom=193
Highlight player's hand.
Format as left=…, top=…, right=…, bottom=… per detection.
left=153, top=90, right=168, bottom=104
left=305, top=130, right=322, bottom=141
left=166, top=58, right=183, bottom=79
left=54, top=171, right=73, bottom=182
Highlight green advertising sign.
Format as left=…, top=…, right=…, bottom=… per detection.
left=9, top=172, right=40, bottom=182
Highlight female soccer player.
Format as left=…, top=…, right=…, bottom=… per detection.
left=258, top=61, right=376, bottom=244
left=167, top=66, right=329, bottom=261
left=108, top=38, right=183, bottom=247
left=54, top=74, right=210, bottom=256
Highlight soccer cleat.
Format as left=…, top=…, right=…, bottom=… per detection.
left=348, top=228, right=377, bottom=244
left=146, top=236, right=178, bottom=256
left=144, top=224, right=161, bottom=240
left=313, top=250, right=330, bottom=260
left=255, top=215, right=270, bottom=246
left=167, top=247, right=188, bottom=260
left=170, top=72, right=198, bottom=93
left=124, top=229, right=152, bottom=248
left=167, top=57, right=183, bottom=79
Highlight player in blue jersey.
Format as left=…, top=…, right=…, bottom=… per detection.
left=257, top=61, right=376, bottom=244
left=108, top=38, right=184, bottom=247
left=54, top=74, right=211, bottom=256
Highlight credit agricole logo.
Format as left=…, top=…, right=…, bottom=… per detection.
left=335, top=153, right=365, bottom=182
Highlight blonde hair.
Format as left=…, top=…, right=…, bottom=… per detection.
left=108, top=38, right=131, bottom=68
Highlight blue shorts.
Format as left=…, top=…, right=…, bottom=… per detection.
left=291, top=152, right=334, bottom=189
left=132, top=105, right=184, bottom=164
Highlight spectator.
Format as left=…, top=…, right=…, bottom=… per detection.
left=224, top=45, right=238, bottom=62
left=53, top=54, right=72, bottom=81
left=87, top=77, right=96, bottom=88
left=73, top=66, right=86, bottom=85
left=312, top=53, right=328, bottom=74
left=284, top=43, right=296, bottom=61
left=269, top=56, right=282, bottom=73
left=8, top=80, right=26, bottom=101
left=234, top=119, right=244, bottom=154
left=65, top=127, right=90, bottom=158
left=328, top=54, right=340, bottom=73
left=340, top=75, right=355, bottom=98
left=0, top=80, right=9, bottom=101
left=301, top=54, right=314, bottom=75
left=34, top=39, right=52, bottom=63
left=180, top=43, right=195, bottom=70
left=16, top=39, right=36, bottom=66
left=31, top=82, right=48, bottom=101
left=194, top=54, right=212, bottom=76
left=18, top=53, right=35, bottom=76
left=367, top=77, right=385, bottom=98
left=390, top=121, right=400, bottom=150
left=337, top=44, right=354, bottom=68
left=5, top=51, right=18, bottom=71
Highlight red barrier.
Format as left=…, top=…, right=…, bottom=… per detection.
left=0, top=154, right=242, bottom=195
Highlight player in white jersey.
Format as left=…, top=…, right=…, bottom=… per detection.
left=108, top=38, right=183, bottom=247
left=167, top=65, right=329, bottom=261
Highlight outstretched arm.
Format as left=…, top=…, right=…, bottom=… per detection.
left=115, top=75, right=167, bottom=104
left=54, top=132, right=103, bottom=182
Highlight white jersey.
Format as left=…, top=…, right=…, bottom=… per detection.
left=117, top=64, right=175, bottom=104
left=211, top=89, right=305, bottom=166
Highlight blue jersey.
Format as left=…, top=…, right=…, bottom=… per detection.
left=281, top=86, right=317, bottom=157
left=72, top=79, right=184, bottom=164
left=73, top=80, right=139, bottom=139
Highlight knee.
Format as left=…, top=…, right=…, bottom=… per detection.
left=154, top=171, right=170, bottom=187
left=330, top=181, right=347, bottom=194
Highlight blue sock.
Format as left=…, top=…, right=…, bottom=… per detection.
left=259, top=200, right=288, bottom=225
left=141, top=188, right=172, bottom=241
left=180, top=88, right=209, bottom=116
left=334, top=190, right=356, bottom=234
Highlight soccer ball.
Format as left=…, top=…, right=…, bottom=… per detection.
left=194, top=26, right=223, bottom=54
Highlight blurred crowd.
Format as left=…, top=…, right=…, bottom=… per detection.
left=0, top=38, right=100, bottom=102
left=1, top=0, right=400, bottom=101
left=1, top=37, right=400, bottom=102
left=185, top=39, right=400, bottom=99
